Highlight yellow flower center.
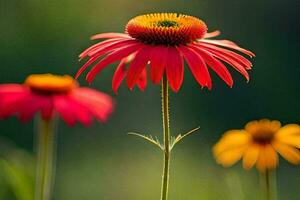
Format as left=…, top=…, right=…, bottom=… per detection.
left=246, top=119, right=281, bottom=144
left=25, top=74, right=77, bottom=94
left=126, top=13, right=207, bottom=45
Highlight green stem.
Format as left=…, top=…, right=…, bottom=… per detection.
left=160, top=75, right=171, bottom=200
left=261, top=170, right=277, bottom=200
left=35, top=118, right=57, bottom=200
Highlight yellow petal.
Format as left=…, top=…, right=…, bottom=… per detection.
left=264, top=144, right=278, bottom=170
left=276, top=124, right=300, bottom=137
left=213, top=130, right=251, bottom=156
left=255, top=145, right=278, bottom=172
left=256, top=146, right=267, bottom=172
left=216, top=146, right=247, bottom=167
left=272, top=141, right=300, bottom=165
left=245, top=119, right=281, bottom=134
left=276, top=135, right=300, bottom=148
left=242, top=144, right=260, bottom=170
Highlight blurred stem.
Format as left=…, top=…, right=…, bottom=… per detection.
left=35, top=117, right=57, bottom=200
left=160, top=75, right=171, bottom=200
left=260, top=170, right=277, bottom=200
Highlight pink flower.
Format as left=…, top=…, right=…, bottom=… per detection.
left=0, top=74, right=114, bottom=126
left=76, top=13, right=255, bottom=93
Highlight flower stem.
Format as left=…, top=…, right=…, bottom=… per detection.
left=35, top=117, right=57, bottom=200
left=261, top=170, right=277, bottom=200
left=160, top=75, right=171, bottom=200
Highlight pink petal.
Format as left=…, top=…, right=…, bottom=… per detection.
left=126, top=46, right=150, bottom=89
left=200, top=39, right=255, bottom=57
left=86, top=43, right=143, bottom=83
left=191, top=45, right=233, bottom=87
left=71, top=88, right=114, bottom=122
left=54, top=95, right=93, bottom=126
left=149, top=46, right=168, bottom=84
left=204, top=30, right=221, bottom=38
left=178, top=45, right=212, bottom=89
left=166, top=47, right=184, bottom=92
left=54, top=96, right=77, bottom=126
left=18, top=95, right=51, bottom=122
left=91, top=33, right=131, bottom=40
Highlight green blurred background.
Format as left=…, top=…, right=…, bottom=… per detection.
left=0, top=0, right=299, bottom=199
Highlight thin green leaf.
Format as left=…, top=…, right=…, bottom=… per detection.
left=170, top=127, right=200, bottom=150
left=128, top=132, right=163, bottom=151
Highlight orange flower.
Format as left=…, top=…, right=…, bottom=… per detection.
left=213, top=119, right=300, bottom=172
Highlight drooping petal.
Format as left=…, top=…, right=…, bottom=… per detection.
left=0, top=85, right=32, bottom=118
left=137, top=68, right=147, bottom=91
left=91, top=33, right=131, bottom=40
left=77, top=39, right=138, bottom=79
left=86, top=39, right=137, bottom=57
left=79, top=38, right=124, bottom=58
left=198, top=45, right=250, bottom=81
left=272, top=141, right=300, bottom=164
left=149, top=46, right=168, bottom=84
left=204, top=30, right=221, bottom=38
left=18, top=95, right=52, bottom=122
left=55, top=95, right=94, bottom=126
left=256, top=145, right=278, bottom=172
left=242, top=143, right=260, bottom=170
left=166, top=47, right=184, bottom=92
left=200, top=39, right=255, bottom=57
left=191, top=45, right=233, bottom=87
left=54, top=96, right=78, bottom=126
left=86, top=43, right=143, bottom=83
left=213, top=130, right=251, bottom=156
left=198, top=43, right=252, bottom=69
left=126, top=46, right=150, bottom=89
left=275, top=124, right=300, bottom=148
left=215, top=146, right=247, bottom=167
left=70, top=88, right=114, bottom=122
left=112, top=59, right=128, bottom=93
left=178, top=45, right=212, bottom=89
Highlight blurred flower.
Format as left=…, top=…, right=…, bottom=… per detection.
left=76, top=13, right=255, bottom=93
left=213, top=119, right=300, bottom=172
left=0, top=74, right=114, bottom=126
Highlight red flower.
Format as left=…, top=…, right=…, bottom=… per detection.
left=0, top=74, right=114, bottom=126
left=77, top=13, right=255, bottom=92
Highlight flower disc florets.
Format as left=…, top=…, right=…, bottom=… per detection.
left=25, top=74, right=77, bottom=94
left=126, top=13, right=207, bottom=45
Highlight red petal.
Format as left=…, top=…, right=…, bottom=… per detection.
left=178, top=46, right=212, bottom=89
left=79, top=38, right=123, bottom=58
left=112, top=58, right=127, bottom=93
left=126, top=46, right=150, bottom=89
left=198, top=43, right=252, bottom=69
left=149, top=46, right=168, bottom=84
left=191, top=45, right=233, bottom=87
left=91, top=33, right=130, bottom=40
left=86, top=43, right=142, bottom=83
left=199, top=46, right=249, bottom=81
left=137, top=68, right=147, bottom=91
left=166, top=47, right=184, bottom=92
left=200, top=39, right=255, bottom=57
